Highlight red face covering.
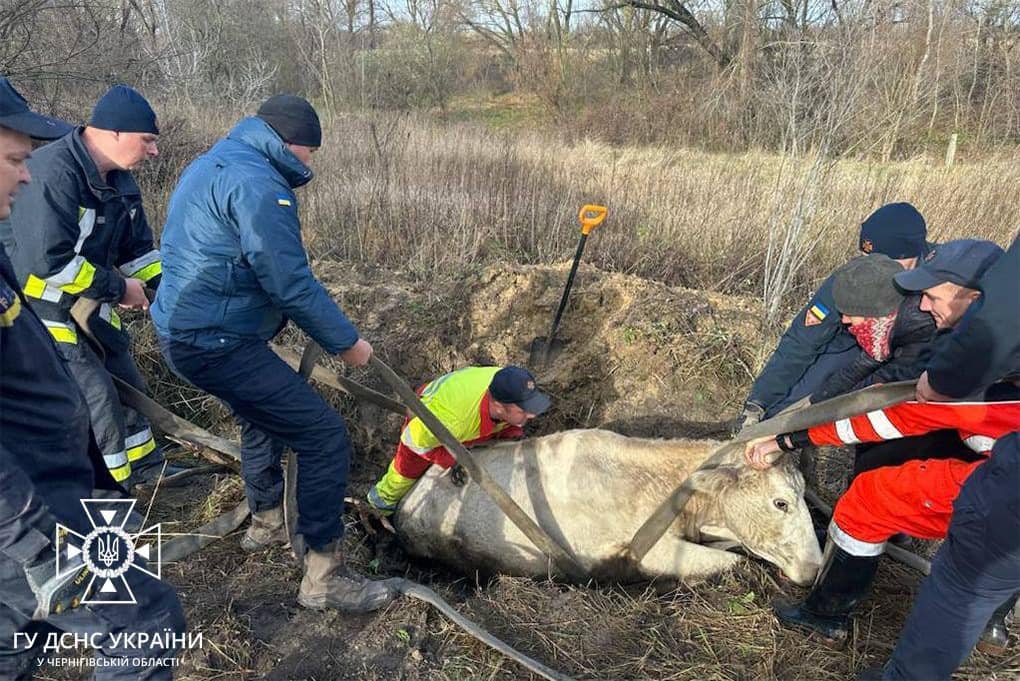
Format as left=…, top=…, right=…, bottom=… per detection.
left=848, top=312, right=897, bottom=362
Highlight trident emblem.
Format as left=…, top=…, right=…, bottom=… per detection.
left=97, top=533, right=120, bottom=568
left=55, top=499, right=163, bottom=606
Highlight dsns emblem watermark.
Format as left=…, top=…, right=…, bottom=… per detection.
left=56, top=499, right=162, bottom=605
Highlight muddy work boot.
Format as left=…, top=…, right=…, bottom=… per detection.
left=298, top=543, right=402, bottom=612
left=976, top=592, right=1019, bottom=656
left=774, top=540, right=880, bottom=644
left=240, top=507, right=289, bottom=552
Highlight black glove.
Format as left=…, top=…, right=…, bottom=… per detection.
left=23, top=551, right=94, bottom=620
left=450, top=464, right=468, bottom=487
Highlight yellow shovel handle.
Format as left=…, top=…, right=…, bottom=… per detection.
left=579, top=204, right=608, bottom=235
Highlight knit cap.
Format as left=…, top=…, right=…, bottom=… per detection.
left=832, top=254, right=904, bottom=317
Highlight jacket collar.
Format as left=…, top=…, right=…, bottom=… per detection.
left=478, top=391, right=496, bottom=439
left=226, top=117, right=314, bottom=189
left=67, top=127, right=140, bottom=200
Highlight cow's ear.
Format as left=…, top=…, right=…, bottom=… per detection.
left=687, top=466, right=739, bottom=494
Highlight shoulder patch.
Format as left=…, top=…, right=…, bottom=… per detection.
left=276, top=195, right=293, bottom=207
left=805, top=301, right=829, bottom=327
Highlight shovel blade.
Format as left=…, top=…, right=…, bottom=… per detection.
left=528, top=336, right=566, bottom=366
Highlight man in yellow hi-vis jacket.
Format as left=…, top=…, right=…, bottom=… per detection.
left=367, top=366, right=551, bottom=515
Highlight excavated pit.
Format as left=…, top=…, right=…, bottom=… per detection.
left=92, top=262, right=1012, bottom=681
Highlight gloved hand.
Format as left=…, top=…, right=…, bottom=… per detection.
left=731, top=402, right=765, bottom=436
left=449, top=464, right=468, bottom=487
left=23, top=551, right=93, bottom=620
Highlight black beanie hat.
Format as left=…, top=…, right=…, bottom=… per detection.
left=256, top=95, right=321, bottom=147
left=858, top=202, right=928, bottom=259
left=90, top=85, right=159, bottom=134
left=832, top=254, right=905, bottom=317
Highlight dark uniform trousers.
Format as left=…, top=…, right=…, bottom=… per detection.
left=163, top=338, right=352, bottom=551
left=56, top=339, right=164, bottom=485
left=0, top=247, right=185, bottom=679
left=883, top=432, right=1020, bottom=680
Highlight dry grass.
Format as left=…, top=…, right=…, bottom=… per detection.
left=141, top=109, right=1019, bottom=333
left=115, top=109, right=1020, bottom=681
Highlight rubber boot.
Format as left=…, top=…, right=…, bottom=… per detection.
left=976, top=592, right=1019, bottom=656
left=774, top=540, right=880, bottom=644
left=240, top=507, right=289, bottom=552
left=298, top=543, right=402, bottom=612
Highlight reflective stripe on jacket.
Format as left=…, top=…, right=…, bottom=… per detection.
left=807, top=399, right=1020, bottom=455
left=0, top=128, right=160, bottom=344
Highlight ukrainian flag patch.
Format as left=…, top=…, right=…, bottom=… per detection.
left=277, top=195, right=293, bottom=207
left=809, top=303, right=829, bottom=320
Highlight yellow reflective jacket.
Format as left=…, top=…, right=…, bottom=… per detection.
left=400, top=366, right=512, bottom=455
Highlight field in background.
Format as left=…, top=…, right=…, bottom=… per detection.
left=141, top=107, right=1020, bottom=369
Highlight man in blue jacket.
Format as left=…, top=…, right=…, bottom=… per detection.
left=736, top=203, right=930, bottom=429
left=0, top=77, right=185, bottom=680
left=152, top=95, right=399, bottom=613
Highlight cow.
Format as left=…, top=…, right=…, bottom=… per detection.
left=395, top=429, right=823, bottom=585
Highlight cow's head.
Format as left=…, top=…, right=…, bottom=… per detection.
left=687, top=460, right=822, bottom=585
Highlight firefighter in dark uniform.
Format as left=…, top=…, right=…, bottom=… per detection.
left=0, top=85, right=170, bottom=487
left=0, top=78, right=185, bottom=679
left=736, top=202, right=930, bottom=429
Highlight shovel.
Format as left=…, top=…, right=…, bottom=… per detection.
left=529, top=204, right=607, bottom=366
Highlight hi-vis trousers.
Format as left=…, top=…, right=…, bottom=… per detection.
left=55, top=340, right=160, bottom=484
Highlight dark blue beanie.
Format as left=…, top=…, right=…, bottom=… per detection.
left=89, top=85, right=159, bottom=134
left=858, top=202, right=928, bottom=259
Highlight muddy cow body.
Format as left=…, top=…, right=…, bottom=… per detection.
left=395, top=429, right=822, bottom=585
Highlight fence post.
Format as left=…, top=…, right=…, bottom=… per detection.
left=945, top=133, right=958, bottom=167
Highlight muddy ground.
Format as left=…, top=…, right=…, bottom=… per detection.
left=50, top=263, right=1016, bottom=681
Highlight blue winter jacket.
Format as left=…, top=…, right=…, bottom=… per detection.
left=152, top=117, right=359, bottom=354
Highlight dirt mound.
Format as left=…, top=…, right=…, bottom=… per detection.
left=317, top=260, right=760, bottom=436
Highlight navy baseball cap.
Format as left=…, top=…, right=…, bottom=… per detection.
left=0, top=77, right=72, bottom=140
left=490, top=367, right=551, bottom=415
left=859, top=202, right=929, bottom=259
left=894, top=239, right=1004, bottom=291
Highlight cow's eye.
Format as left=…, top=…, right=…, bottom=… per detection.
left=773, top=499, right=789, bottom=512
